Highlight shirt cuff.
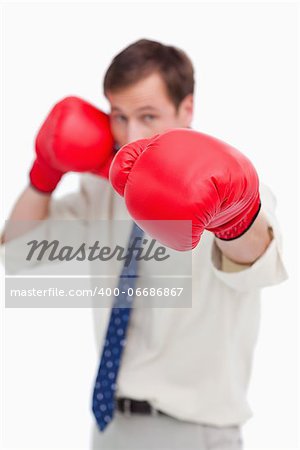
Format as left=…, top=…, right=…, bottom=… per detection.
left=210, top=227, right=288, bottom=292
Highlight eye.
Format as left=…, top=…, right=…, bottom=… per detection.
left=111, top=114, right=127, bottom=124
left=140, top=114, right=157, bottom=123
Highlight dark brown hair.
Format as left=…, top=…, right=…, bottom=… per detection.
left=103, top=39, right=194, bottom=109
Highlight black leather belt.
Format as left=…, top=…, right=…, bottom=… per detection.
left=116, top=397, right=168, bottom=417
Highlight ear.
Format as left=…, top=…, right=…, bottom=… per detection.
left=177, top=94, right=194, bottom=127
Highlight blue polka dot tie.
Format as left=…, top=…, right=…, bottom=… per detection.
left=92, top=222, right=144, bottom=432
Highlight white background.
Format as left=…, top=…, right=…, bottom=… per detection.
left=1, top=2, right=298, bottom=449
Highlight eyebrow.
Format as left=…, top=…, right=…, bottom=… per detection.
left=111, top=106, right=158, bottom=113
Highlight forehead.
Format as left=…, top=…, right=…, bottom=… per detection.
left=106, top=72, right=175, bottom=113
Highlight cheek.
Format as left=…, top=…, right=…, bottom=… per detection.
left=110, top=122, right=126, bottom=143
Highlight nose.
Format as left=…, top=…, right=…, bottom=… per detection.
left=127, top=121, right=145, bottom=144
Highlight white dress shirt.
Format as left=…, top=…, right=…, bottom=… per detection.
left=2, top=175, right=288, bottom=427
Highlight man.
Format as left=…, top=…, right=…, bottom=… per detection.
left=2, top=39, right=288, bottom=449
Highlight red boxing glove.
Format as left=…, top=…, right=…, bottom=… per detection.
left=109, top=129, right=261, bottom=251
left=30, top=96, right=114, bottom=193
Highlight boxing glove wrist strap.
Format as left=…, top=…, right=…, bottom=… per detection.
left=212, top=199, right=261, bottom=241
left=29, top=158, right=64, bottom=194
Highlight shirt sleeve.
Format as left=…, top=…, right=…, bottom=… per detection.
left=210, top=183, right=289, bottom=292
left=48, top=189, right=89, bottom=219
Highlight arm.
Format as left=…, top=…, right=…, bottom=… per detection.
left=2, top=96, right=115, bottom=244
left=214, top=210, right=273, bottom=265
left=210, top=184, right=288, bottom=292
left=1, top=186, right=51, bottom=243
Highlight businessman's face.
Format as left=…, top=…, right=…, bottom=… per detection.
left=106, top=72, right=193, bottom=147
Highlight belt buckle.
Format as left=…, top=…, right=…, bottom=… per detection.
left=123, top=398, right=132, bottom=417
